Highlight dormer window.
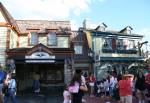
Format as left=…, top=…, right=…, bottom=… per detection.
left=48, top=32, right=57, bottom=46
left=120, top=26, right=133, bottom=34
left=95, top=23, right=107, bottom=31
left=127, top=26, right=132, bottom=34
left=30, top=32, right=38, bottom=45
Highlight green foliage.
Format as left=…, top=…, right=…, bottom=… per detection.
left=0, top=65, right=9, bottom=72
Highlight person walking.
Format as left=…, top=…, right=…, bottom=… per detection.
left=63, top=84, right=71, bottom=103
left=69, top=70, right=88, bottom=103
left=33, top=73, right=40, bottom=95
left=118, top=74, right=133, bottom=103
left=3, top=74, right=17, bottom=103
left=135, top=70, right=146, bottom=103
left=87, top=73, right=96, bottom=97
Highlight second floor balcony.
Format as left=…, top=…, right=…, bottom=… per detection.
left=102, top=46, right=138, bottom=54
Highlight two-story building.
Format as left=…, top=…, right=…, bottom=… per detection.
left=0, top=2, right=92, bottom=93
left=83, top=19, right=144, bottom=80
left=0, top=2, right=76, bottom=92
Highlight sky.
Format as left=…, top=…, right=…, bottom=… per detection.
left=1, top=0, right=150, bottom=51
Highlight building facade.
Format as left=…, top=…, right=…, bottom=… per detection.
left=83, top=19, right=144, bottom=80
left=0, top=3, right=92, bottom=92
left=0, top=3, right=75, bottom=92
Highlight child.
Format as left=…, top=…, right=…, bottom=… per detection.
left=63, top=85, right=71, bottom=103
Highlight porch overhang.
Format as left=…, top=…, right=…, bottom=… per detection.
left=99, top=57, right=145, bottom=62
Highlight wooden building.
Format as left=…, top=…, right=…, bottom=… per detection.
left=0, top=2, right=77, bottom=92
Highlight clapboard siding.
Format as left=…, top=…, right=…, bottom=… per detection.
left=39, top=36, right=47, bottom=46
left=19, top=36, right=28, bottom=47
left=0, top=27, right=7, bottom=64
left=9, top=29, right=18, bottom=49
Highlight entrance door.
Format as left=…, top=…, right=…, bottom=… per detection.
left=16, top=63, right=64, bottom=94
left=39, top=64, right=64, bottom=84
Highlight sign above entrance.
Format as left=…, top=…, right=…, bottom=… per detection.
left=25, top=52, right=55, bottom=63
left=25, top=52, right=55, bottom=59
left=25, top=60, right=55, bottom=63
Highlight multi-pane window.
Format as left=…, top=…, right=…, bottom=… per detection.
left=30, top=32, right=38, bottom=45
left=103, top=38, right=112, bottom=49
left=74, top=45, right=82, bottom=54
left=129, top=40, right=135, bottom=49
left=57, top=37, right=69, bottom=48
left=48, top=32, right=57, bottom=45
left=117, top=39, right=124, bottom=50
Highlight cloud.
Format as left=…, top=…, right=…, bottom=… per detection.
left=1, top=0, right=91, bottom=20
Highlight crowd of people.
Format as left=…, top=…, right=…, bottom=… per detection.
left=63, top=68, right=150, bottom=103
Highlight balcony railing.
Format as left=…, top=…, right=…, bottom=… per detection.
left=102, top=48, right=115, bottom=53
left=117, top=49, right=138, bottom=54
left=102, top=47, right=138, bottom=54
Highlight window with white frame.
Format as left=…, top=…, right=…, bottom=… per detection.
left=129, top=40, right=135, bottom=49
left=48, top=32, right=57, bottom=45
left=57, top=37, right=69, bottom=48
left=30, top=32, right=38, bottom=45
left=74, top=45, right=82, bottom=54
left=103, top=38, right=112, bottom=49
left=117, top=39, right=124, bottom=50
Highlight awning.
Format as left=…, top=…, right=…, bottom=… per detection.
left=99, top=57, right=144, bottom=62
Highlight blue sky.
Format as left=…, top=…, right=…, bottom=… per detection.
left=1, top=0, right=150, bottom=50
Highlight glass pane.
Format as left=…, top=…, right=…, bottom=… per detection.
left=30, top=33, right=38, bottom=45
left=74, top=45, right=82, bottom=54
left=57, top=37, right=69, bottom=48
left=103, top=38, right=112, bottom=49
left=48, top=32, right=56, bottom=45
left=129, top=40, right=135, bottom=49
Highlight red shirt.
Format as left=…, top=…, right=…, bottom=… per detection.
left=118, top=79, right=132, bottom=96
left=87, top=76, right=96, bottom=83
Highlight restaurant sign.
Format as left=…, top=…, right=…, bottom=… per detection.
left=25, top=52, right=55, bottom=63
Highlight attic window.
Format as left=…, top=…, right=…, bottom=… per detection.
left=127, top=29, right=131, bottom=34
left=126, top=26, right=132, bottom=34
left=100, top=27, right=105, bottom=31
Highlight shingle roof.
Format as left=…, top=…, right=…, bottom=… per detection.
left=0, top=2, right=71, bottom=34
left=16, top=20, right=71, bottom=33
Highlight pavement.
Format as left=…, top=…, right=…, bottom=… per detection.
left=5, top=93, right=141, bottom=103
left=16, top=94, right=63, bottom=103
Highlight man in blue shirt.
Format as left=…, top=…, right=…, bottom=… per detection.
left=3, top=74, right=17, bottom=103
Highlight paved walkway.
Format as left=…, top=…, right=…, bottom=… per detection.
left=6, top=94, right=140, bottom=103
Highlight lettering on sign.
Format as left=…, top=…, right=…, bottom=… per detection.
left=25, top=60, right=55, bottom=63
left=25, top=52, right=55, bottom=59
